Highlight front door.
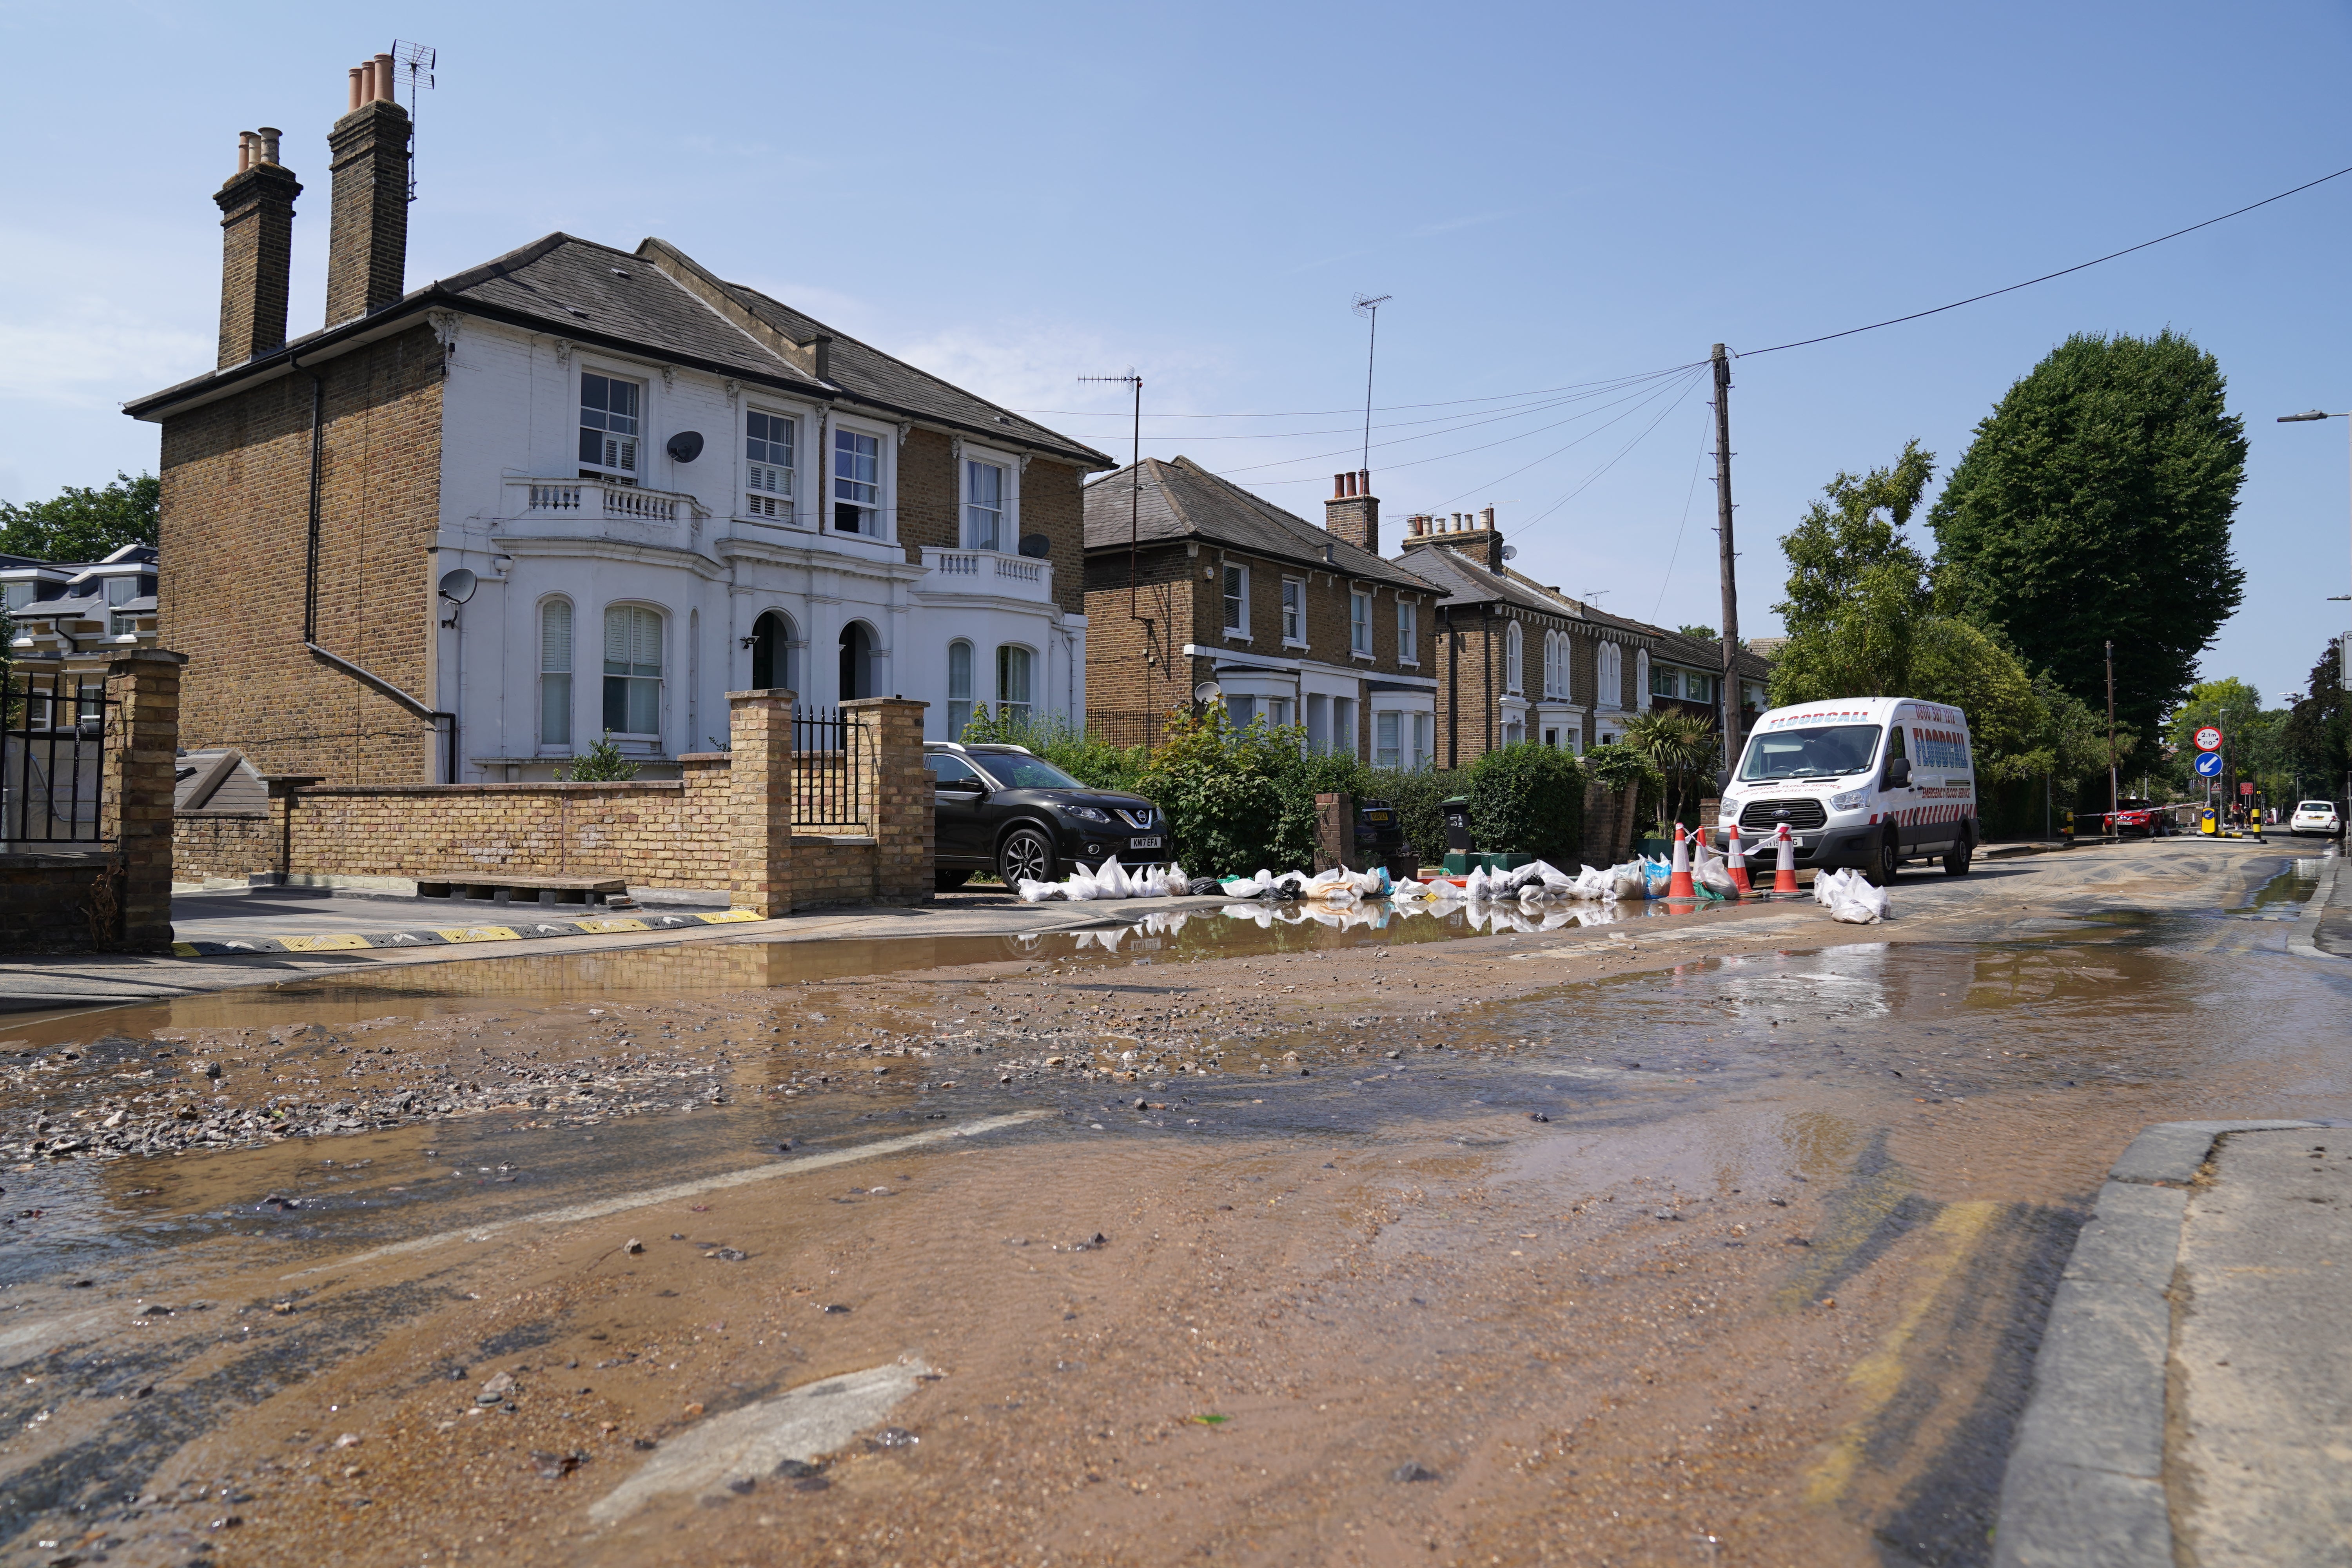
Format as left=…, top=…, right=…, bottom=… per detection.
left=927, top=753, right=989, bottom=862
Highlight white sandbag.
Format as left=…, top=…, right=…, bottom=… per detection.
left=1061, top=866, right=1100, bottom=902
left=1464, top=865, right=1492, bottom=902
left=1167, top=862, right=1190, bottom=895
left=1572, top=866, right=1612, bottom=900
left=1220, top=903, right=1276, bottom=927
left=1540, top=865, right=1578, bottom=895
left=1016, top=878, right=1065, bottom=902
left=1094, top=858, right=1133, bottom=898
left=1220, top=872, right=1267, bottom=898
left=1347, top=866, right=1385, bottom=897
left=1607, top=861, right=1646, bottom=901
left=1307, top=866, right=1347, bottom=888
left=1813, top=867, right=1890, bottom=924
left=1691, top=842, right=1737, bottom=898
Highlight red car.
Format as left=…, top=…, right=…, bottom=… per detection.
left=2103, top=799, right=2170, bottom=838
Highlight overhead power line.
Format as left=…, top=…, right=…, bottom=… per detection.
left=1741, top=160, right=2352, bottom=358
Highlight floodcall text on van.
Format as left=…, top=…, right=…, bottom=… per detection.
left=1715, top=697, right=1977, bottom=885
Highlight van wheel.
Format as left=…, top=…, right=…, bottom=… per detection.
left=1868, top=830, right=1902, bottom=887
left=1943, top=835, right=1973, bottom=876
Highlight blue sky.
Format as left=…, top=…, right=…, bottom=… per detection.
left=6, top=1, right=2350, bottom=705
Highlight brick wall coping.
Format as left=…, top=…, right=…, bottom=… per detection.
left=285, top=781, right=688, bottom=797
left=677, top=752, right=734, bottom=763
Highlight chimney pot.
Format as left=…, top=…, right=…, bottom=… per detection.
left=1333, top=472, right=1346, bottom=499
left=358, top=60, right=375, bottom=101
left=256, top=127, right=281, bottom=165
left=374, top=52, right=396, bottom=102
left=1357, top=468, right=1370, bottom=497
left=348, top=66, right=363, bottom=112
left=214, top=132, right=301, bottom=367
left=1481, top=506, right=1495, bottom=530
left=236, top=132, right=254, bottom=174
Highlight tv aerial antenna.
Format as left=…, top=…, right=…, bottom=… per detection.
left=392, top=40, right=437, bottom=202
left=1080, top=370, right=1144, bottom=618
left=1350, top=293, right=1392, bottom=475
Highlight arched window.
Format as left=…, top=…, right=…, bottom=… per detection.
left=1505, top=621, right=1523, bottom=694
left=947, top=640, right=975, bottom=738
left=601, top=604, right=662, bottom=737
left=996, top=644, right=1033, bottom=727
left=838, top=621, right=876, bottom=702
left=751, top=610, right=797, bottom=693
left=1543, top=632, right=1560, bottom=698
left=1597, top=642, right=1622, bottom=708
left=1635, top=649, right=1651, bottom=710
left=539, top=599, right=573, bottom=747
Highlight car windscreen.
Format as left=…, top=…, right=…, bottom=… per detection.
left=2299, top=801, right=2335, bottom=812
left=975, top=752, right=1084, bottom=791
left=1739, top=724, right=1882, bottom=782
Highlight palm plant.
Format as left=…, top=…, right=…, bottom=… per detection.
left=1623, top=708, right=1719, bottom=833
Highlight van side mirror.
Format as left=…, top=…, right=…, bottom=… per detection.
left=1886, top=757, right=1911, bottom=788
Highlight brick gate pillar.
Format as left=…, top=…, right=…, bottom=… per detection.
left=1312, top=792, right=1354, bottom=873
left=844, top=697, right=932, bottom=905
left=727, top=687, right=795, bottom=917
left=103, top=649, right=187, bottom=952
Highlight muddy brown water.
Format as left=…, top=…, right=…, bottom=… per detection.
left=4, top=849, right=2348, bottom=1566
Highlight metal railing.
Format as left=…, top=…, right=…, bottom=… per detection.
left=792, top=706, right=872, bottom=828
left=3, top=669, right=112, bottom=848
left=514, top=477, right=699, bottom=524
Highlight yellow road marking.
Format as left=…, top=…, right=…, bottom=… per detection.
left=574, top=918, right=650, bottom=933
left=696, top=909, right=763, bottom=924
left=1804, top=1200, right=1999, bottom=1506
left=435, top=926, right=521, bottom=943
left=279, top=933, right=370, bottom=952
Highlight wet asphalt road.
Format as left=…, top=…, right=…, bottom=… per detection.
left=2, top=840, right=2347, bottom=1566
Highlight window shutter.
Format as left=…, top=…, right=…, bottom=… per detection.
left=542, top=601, right=572, bottom=673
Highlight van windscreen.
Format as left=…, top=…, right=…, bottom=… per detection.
left=1739, top=725, right=1882, bottom=781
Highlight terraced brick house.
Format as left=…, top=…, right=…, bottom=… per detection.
left=1082, top=464, right=1445, bottom=764
left=124, top=69, right=1112, bottom=786
left=1, top=546, right=160, bottom=675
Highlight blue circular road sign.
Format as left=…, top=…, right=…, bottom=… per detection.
left=2194, top=751, right=2225, bottom=778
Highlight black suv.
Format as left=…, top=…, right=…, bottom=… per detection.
left=924, top=742, right=1165, bottom=889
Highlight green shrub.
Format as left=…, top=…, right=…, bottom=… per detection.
left=1358, top=765, right=1470, bottom=869
left=557, top=733, right=638, bottom=782
left=960, top=706, right=1154, bottom=794
left=1135, top=708, right=1320, bottom=875
left=1467, top=742, right=1586, bottom=865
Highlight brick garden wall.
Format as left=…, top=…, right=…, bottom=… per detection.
left=176, top=813, right=275, bottom=881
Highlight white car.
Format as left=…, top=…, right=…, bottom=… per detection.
left=2290, top=800, right=2343, bottom=838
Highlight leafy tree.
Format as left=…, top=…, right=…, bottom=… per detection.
left=2282, top=639, right=2349, bottom=801
left=2169, top=677, right=2289, bottom=802
left=1928, top=331, right=2247, bottom=744
left=0, top=472, right=160, bottom=562
left=1677, top=624, right=1717, bottom=641
left=1466, top=742, right=1586, bottom=864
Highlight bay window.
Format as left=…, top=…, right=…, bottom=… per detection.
left=1376, top=711, right=1401, bottom=768
left=947, top=640, right=975, bottom=739
left=539, top=599, right=573, bottom=746
left=602, top=604, right=663, bottom=737
left=996, top=644, right=1033, bottom=727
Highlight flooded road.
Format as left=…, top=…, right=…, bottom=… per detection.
left=3, top=841, right=2346, bottom=1566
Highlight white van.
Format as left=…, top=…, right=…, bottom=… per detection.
left=1716, top=697, right=1977, bottom=883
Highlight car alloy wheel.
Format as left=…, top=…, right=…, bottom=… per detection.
left=998, top=826, right=1056, bottom=887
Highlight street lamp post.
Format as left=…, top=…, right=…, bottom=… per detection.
left=2276, top=408, right=2352, bottom=812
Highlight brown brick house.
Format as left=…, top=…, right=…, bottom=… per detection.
left=123, top=63, right=1111, bottom=788
left=1082, top=463, right=1444, bottom=764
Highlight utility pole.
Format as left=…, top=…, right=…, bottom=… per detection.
left=2117, top=639, right=2136, bottom=818
left=1711, top=344, right=1742, bottom=787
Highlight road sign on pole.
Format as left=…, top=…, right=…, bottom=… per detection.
left=2240, top=782, right=2256, bottom=795
left=2194, top=726, right=2225, bottom=753
left=2194, top=751, right=2224, bottom=777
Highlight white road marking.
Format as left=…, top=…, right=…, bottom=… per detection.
left=281, top=1111, right=1047, bottom=1279
left=587, top=1358, right=932, bottom=1526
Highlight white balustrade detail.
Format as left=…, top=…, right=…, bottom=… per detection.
left=505, top=478, right=702, bottom=527
left=918, top=545, right=1053, bottom=601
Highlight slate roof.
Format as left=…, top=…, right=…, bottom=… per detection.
left=1394, top=543, right=1588, bottom=621
left=1082, top=457, right=1443, bottom=593
left=126, top=234, right=1112, bottom=468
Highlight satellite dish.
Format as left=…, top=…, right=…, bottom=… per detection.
left=1018, top=533, right=1051, bottom=559
left=1501, top=545, right=1517, bottom=560
left=436, top=568, right=477, bottom=604
left=1192, top=681, right=1221, bottom=705
left=666, top=430, right=705, bottom=463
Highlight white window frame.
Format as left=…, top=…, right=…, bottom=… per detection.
left=960, top=445, right=1018, bottom=552
left=1223, top=563, right=1249, bottom=637
left=947, top=639, right=975, bottom=739
left=1349, top=590, right=1372, bottom=658
left=601, top=602, right=664, bottom=741
left=1332, top=695, right=1357, bottom=756
left=1652, top=664, right=1679, bottom=700
left=743, top=406, right=797, bottom=521
left=1412, top=711, right=1432, bottom=770
left=1597, top=641, right=1622, bottom=710
left=577, top=367, right=644, bottom=483
left=1375, top=710, right=1401, bottom=768
left=1635, top=648, right=1651, bottom=709
left=996, top=643, right=1034, bottom=727
left=831, top=417, right=891, bottom=538
left=1397, top=600, right=1418, bottom=665
left=1281, top=577, right=1306, bottom=646
left=1505, top=620, right=1524, bottom=695
left=539, top=596, right=574, bottom=750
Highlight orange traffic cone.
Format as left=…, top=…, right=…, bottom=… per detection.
left=1667, top=824, right=1697, bottom=899
left=1726, top=824, right=1752, bottom=896
left=1772, top=823, right=1799, bottom=894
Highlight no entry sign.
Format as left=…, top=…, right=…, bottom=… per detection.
left=2194, top=726, right=2224, bottom=752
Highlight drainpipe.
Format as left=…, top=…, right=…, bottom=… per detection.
left=1442, top=605, right=1457, bottom=768
left=296, top=354, right=459, bottom=779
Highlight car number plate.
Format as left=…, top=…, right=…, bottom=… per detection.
left=1129, top=835, right=1163, bottom=850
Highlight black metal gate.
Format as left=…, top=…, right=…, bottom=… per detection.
left=3, top=669, right=113, bottom=848
left=792, top=707, right=871, bottom=828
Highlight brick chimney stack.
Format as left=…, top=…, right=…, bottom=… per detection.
left=1400, top=505, right=1507, bottom=571
left=325, top=53, right=410, bottom=327
left=1323, top=469, right=1379, bottom=555
left=212, top=127, right=301, bottom=369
